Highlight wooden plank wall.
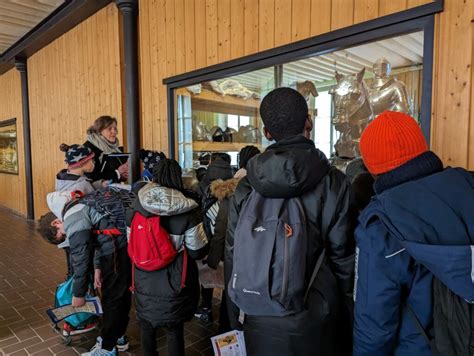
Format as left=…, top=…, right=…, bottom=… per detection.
left=431, top=0, right=474, bottom=169
left=10, top=0, right=474, bottom=219
left=139, top=0, right=433, bottom=154
left=0, top=68, right=26, bottom=216
left=28, top=4, right=123, bottom=217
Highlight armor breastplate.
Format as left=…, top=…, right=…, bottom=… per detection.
left=369, top=78, right=410, bottom=116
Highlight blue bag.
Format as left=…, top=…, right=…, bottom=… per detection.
left=54, top=277, right=97, bottom=327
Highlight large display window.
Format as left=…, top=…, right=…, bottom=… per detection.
left=165, top=7, right=439, bottom=173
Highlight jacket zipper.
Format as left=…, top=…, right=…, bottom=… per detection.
left=280, top=230, right=289, bottom=303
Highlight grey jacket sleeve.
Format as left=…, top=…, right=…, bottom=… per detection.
left=64, top=205, right=94, bottom=297
left=183, top=208, right=209, bottom=260
left=183, top=223, right=208, bottom=256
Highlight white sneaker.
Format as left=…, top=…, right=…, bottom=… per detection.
left=81, top=345, right=117, bottom=356
left=86, top=336, right=129, bottom=353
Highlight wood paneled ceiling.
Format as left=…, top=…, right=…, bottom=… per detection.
left=0, top=0, right=64, bottom=54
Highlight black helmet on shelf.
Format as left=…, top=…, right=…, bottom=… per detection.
left=223, top=127, right=237, bottom=142
left=211, top=126, right=225, bottom=142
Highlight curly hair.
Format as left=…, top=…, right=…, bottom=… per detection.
left=260, top=88, right=308, bottom=141
left=37, top=212, right=62, bottom=245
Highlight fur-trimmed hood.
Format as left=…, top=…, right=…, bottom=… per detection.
left=210, top=178, right=240, bottom=201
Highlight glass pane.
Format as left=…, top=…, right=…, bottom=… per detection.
left=283, top=30, right=424, bottom=161
left=173, top=30, right=424, bottom=171
left=174, top=67, right=274, bottom=171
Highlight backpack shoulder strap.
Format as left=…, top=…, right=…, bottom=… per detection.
left=304, top=248, right=326, bottom=303
left=61, top=199, right=81, bottom=220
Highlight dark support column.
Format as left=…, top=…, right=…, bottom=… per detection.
left=116, top=0, right=140, bottom=184
left=15, top=58, right=34, bottom=220
left=167, top=86, right=175, bottom=159
left=274, top=64, right=283, bottom=88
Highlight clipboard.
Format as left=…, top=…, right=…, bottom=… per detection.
left=100, top=153, right=130, bottom=173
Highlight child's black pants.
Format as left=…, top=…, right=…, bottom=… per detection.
left=100, top=246, right=132, bottom=351
left=140, top=319, right=185, bottom=356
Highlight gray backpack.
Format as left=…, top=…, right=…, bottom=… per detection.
left=228, top=190, right=325, bottom=317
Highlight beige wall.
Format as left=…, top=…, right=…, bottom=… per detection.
left=0, top=68, right=26, bottom=215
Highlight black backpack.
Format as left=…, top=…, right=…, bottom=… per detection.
left=63, top=187, right=135, bottom=235
left=228, top=189, right=325, bottom=317
left=408, top=277, right=474, bottom=356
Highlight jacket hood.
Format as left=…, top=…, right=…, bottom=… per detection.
left=55, top=170, right=91, bottom=191
left=46, top=191, right=76, bottom=220
left=360, top=167, right=474, bottom=301
left=138, top=182, right=198, bottom=216
left=206, top=160, right=233, bottom=182
left=210, top=178, right=240, bottom=201
left=246, top=135, right=330, bottom=198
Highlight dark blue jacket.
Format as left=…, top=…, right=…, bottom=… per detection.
left=353, top=152, right=474, bottom=356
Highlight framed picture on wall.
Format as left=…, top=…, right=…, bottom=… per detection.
left=0, top=118, right=18, bottom=174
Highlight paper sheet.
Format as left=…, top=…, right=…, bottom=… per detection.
left=211, top=330, right=247, bottom=356
left=46, top=296, right=103, bottom=324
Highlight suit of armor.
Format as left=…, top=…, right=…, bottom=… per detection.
left=369, top=58, right=410, bottom=116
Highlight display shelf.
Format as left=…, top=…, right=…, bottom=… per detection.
left=176, top=88, right=260, bottom=117
left=193, top=141, right=262, bottom=152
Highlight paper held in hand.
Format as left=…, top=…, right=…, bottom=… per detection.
left=210, top=330, right=247, bottom=356
left=46, top=296, right=103, bottom=324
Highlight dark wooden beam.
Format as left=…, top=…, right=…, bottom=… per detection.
left=116, top=0, right=140, bottom=184
left=14, top=58, right=34, bottom=220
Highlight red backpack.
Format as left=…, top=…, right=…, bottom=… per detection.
left=127, top=212, right=187, bottom=291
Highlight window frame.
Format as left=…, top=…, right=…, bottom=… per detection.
left=164, top=1, right=443, bottom=158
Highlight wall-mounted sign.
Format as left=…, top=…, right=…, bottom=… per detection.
left=0, top=119, right=18, bottom=174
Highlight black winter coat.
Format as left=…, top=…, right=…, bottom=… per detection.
left=206, top=178, right=240, bottom=269
left=84, top=140, right=124, bottom=183
left=127, top=183, right=209, bottom=327
left=225, top=135, right=357, bottom=356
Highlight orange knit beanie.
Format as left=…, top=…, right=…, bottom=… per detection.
left=359, top=111, right=428, bottom=175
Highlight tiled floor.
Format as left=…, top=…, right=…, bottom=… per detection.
left=0, top=208, right=219, bottom=355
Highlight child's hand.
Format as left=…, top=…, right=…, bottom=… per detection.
left=94, top=269, right=102, bottom=290
left=101, top=180, right=111, bottom=188
left=72, top=296, right=85, bottom=307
